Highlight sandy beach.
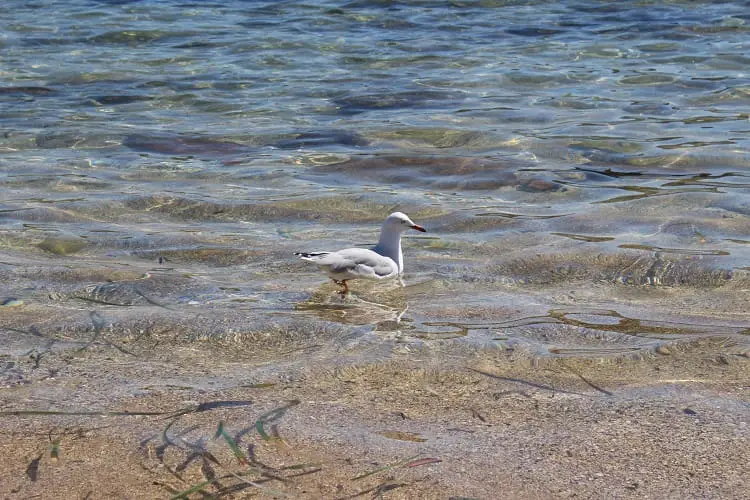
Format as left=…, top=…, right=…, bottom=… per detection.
left=1, top=317, right=747, bottom=499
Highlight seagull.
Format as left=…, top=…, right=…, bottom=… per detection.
left=295, top=212, right=426, bottom=295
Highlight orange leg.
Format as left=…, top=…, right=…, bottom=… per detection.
left=332, top=279, right=349, bottom=295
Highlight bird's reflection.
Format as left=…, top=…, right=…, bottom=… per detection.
left=294, top=281, right=410, bottom=330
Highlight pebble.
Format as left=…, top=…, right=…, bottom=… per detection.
left=655, top=345, right=672, bottom=355
left=519, top=178, right=563, bottom=192
left=1, top=298, right=24, bottom=307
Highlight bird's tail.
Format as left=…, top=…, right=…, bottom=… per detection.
left=294, top=251, right=329, bottom=261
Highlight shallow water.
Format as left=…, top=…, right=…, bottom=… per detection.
left=1, top=0, right=749, bottom=369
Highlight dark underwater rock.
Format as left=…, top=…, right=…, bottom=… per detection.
left=274, top=129, right=369, bottom=149
left=333, top=90, right=462, bottom=114
left=123, top=133, right=252, bottom=157
left=312, top=155, right=523, bottom=190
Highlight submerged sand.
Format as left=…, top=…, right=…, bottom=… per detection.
left=0, top=329, right=747, bottom=499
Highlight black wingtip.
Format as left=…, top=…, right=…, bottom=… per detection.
left=295, top=251, right=329, bottom=258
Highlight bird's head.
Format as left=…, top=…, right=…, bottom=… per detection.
left=385, top=212, right=426, bottom=233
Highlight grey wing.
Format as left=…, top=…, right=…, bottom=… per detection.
left=320, top=248, right=397, bottom=278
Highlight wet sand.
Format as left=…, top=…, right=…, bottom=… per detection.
left=1, top=325, right=747, bottom=499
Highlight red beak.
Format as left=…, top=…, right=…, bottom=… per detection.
left=411, top=224, right=426, bottom=232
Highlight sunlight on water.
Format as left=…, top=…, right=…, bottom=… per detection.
left=1, top=0, right=748, bottom=367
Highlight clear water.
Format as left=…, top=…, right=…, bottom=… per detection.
left=2, top=0, right=749, bottom=363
